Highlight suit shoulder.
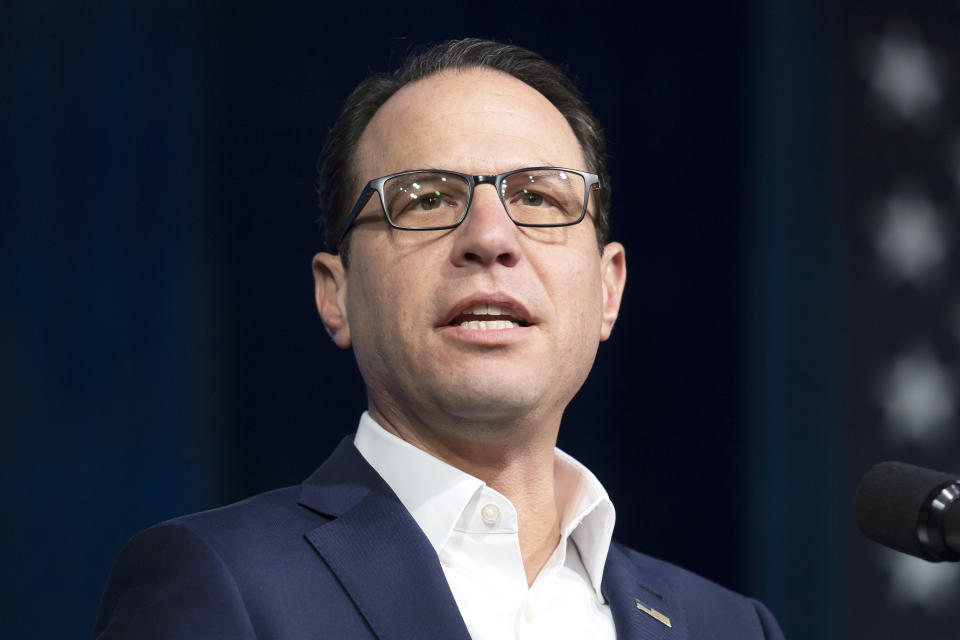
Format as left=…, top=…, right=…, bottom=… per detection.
left=97, top=486, right=343, bottom=639
left=96, top=517, right=258, bottom=638
left=146, top=485, right=336, bottom=563
left=160, top=486, right=308, bottom=533
left=101, top=485, right=310, bottom=594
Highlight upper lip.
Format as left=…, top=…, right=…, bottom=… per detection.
left=441, top=293, right=535, bottom=327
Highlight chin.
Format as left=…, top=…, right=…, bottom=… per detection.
left=431, top=382, right=546, bottom=424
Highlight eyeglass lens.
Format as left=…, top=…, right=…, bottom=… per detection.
left=382, top=170, right=587, bottom=228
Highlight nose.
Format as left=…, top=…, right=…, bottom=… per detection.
left=450, top=183, right=521, bottom=268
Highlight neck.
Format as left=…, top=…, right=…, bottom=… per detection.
left=368, top=403, right=563, bottom=585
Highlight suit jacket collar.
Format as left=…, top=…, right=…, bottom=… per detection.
left=298, top=436, right=685, bottom=640
left=298, top=436, right=471, bottom=640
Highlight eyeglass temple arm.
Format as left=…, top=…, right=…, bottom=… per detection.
left=334, top=185, right=376, bottom=252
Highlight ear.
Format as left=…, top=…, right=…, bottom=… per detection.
left=312, top=252, right=351, bottom=349
left=599, top=242, right=626, bottom=341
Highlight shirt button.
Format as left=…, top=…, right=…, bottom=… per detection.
left=524, top=602, right=535, bottom=622
left=480, top=503, right=500, bottom=525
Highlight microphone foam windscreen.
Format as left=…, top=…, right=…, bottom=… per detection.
left=854, top=461, right=959, bottom=560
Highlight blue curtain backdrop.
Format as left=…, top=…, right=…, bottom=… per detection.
left=746, top=3, right=844, bottom=638
left=9, top=1, right=951, bottom=637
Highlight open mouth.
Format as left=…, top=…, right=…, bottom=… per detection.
left=450, top=304, right=531, bottom=330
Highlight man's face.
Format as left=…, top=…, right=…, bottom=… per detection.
left=315, top=68, right=625, bottom=436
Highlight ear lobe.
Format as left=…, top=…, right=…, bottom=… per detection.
left=312, top=252, right=351, bottom=349
left=599, top=242, right=626, bottom=341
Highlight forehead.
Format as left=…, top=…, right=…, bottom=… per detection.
left=355, top=68, right=585, bottom=180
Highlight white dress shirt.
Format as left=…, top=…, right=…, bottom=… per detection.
left=353, top=412, right=617, bottom=640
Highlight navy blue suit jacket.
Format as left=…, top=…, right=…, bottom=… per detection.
left=96, top=437, right=785, bottom=639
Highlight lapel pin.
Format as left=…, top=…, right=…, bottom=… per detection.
left=635, top=598, right=672, bottom=628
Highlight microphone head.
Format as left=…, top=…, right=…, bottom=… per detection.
left=854, top=461, right=960, bottom=561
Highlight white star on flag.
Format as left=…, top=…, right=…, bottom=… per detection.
left=882, top=549, right=960, bottom=611
left=874, top=192, right=947, bottom=285
left=871, top=31, right=941, bottom=120
left=881, top=346, right=956, bottom=447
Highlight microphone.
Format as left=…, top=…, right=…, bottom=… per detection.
left=854, top=461, right=960, bottom=562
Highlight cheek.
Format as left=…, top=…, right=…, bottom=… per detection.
left=552, top=255, right=604, bottom=330
left=346, top=261, right=392, bottom=367
left=544, top=261, right=603, bottom=394
left=346, top=254, right=421, bottom=367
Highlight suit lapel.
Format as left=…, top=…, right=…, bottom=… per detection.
left=602, top=542, right=686, bottom=640
left=299, top=438, right=471, bottom=640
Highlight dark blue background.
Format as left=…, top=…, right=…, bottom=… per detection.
left=2, top=1, right=849, bottom=637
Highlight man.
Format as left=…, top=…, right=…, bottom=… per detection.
left=96, top=39, right=785, bottom=639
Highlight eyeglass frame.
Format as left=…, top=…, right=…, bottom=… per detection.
left=332, top=166, right=601, bottom=253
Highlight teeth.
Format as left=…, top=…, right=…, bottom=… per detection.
left=466, top=304, right=507, bottom=316
left=465, top=303, right=516, bottom=317
left=459, top=320, right=518, bottom=330
left=456, top=303, right=524, bottom=328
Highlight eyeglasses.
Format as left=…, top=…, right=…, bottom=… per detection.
left=333, top=167, right=600, bottom=252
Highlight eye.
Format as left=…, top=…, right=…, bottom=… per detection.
left=417, top=192, right=444, bottom=210
left=507, top=188, right=550, bottom=207
left=391, top=189, right=461, bottom=222
left=518, top=190, right=544, bottom=206
left=398, top=191, right=454, bottom=214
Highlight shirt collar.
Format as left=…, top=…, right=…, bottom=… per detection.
left=352, top=411, right=616, bottom=601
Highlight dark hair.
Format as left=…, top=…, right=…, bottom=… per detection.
left=318, top=38, right=610, bottom=264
